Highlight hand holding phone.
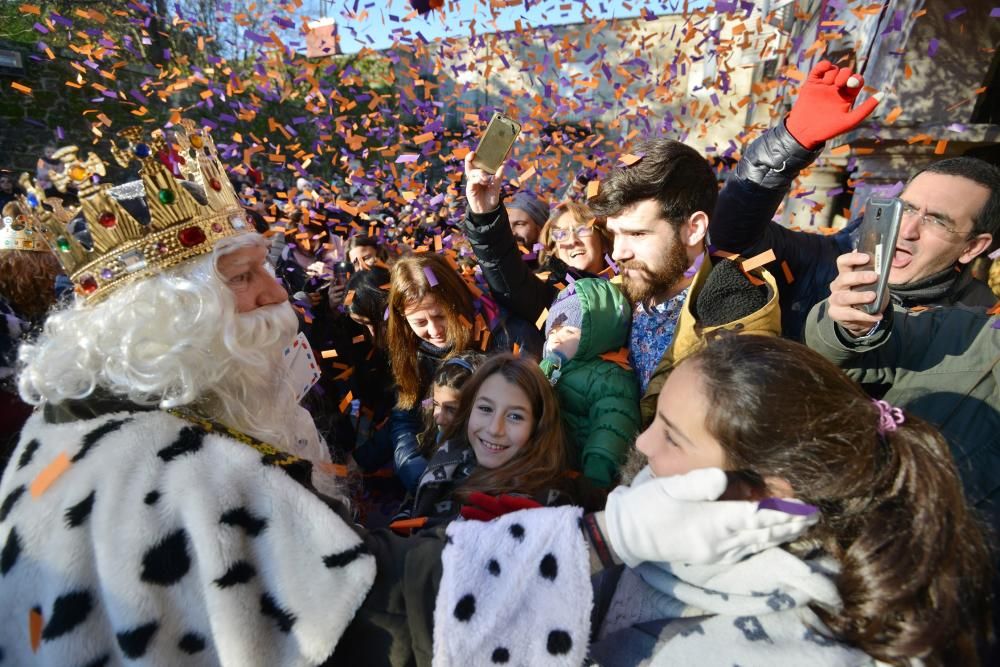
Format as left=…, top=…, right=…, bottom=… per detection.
left=472, top=112, right=521, bottom=174
left=850, top=197, right=903, bottom=315
left=464, top=152, right=505, bottom=215
left=827, top=251, right=889, bottom=337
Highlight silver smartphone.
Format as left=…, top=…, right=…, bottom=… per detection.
left=852, top=197, right=904, bottom=315
left=471, top=113, right=521, bottom=174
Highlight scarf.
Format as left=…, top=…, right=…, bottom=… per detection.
left=889, top=264, right=966, bottom=307
left=591, top=549, right=876, bottom=666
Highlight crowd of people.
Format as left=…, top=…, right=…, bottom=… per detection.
left=1, top=59, right=999, bottom=666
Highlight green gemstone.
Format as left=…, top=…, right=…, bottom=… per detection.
left=56, top=237, right=71, bottom=252
left=158, top=188, right=176, bottom=205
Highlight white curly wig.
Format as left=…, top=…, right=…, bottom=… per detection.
left=17, top=233, right=331, bottom=471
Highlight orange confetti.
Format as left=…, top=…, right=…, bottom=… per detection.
left=19, top=3, right=40, bottom=15
left=933, top=139, right=948, bottom=155
left=619, top=153, right=642, bottom=166
left=390, top=516, right=428, bottom=534
left=535, top=307, right=549, bottom=330
left=10, top=82, right=32, bottom=95
left=321, top=349, right=338, bottom=359
left=30, top=452, right=71, bottom=498
left=780, top=260, right=795, bottom=284
left=29, top=608, right=43, bottom=652
left=339, top=391, right=354, bottom=413
left=884, top=107, right=902, bottom=124
left=741, top=248, right=776, bottom=272
left=352, top=335, right=365, bottom=344
left=317, top=462, right=349, bottom=477
left=586, top=180, right=600, bottom=199
left=413, top=132, right=434, bottom=144
left=784, top=66, right=806, bottom=82
left=598, top=347, right=632, bottom=371
left=830, top=144, right=851, bottom=156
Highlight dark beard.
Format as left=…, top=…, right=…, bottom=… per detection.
left=619, top=238, right=690, bottom=305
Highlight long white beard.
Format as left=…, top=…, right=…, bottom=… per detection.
left=203, top=303, right=328, bottom=466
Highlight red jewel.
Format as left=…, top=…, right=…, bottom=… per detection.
left=211, top=222, right=223, bottom=233
left=209, top=177, right=222, bottom=191
left=80, top=275, right=98, bottom=294
left=98, top=211, right=116, bottom=228
left=178, top=225, right=207, bottom=247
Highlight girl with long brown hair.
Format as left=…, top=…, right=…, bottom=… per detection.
left=386, top=254, right=541, bottom=492
left=386, top=253, right=476, bottom=492
left=398, top=353, right=604, bottom=528
left=592, top=334, right=992, bottom=666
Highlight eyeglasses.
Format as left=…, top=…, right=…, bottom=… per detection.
left=900, top=201, right=969, bottom=239
left=550, top=224, right=595, bottom=242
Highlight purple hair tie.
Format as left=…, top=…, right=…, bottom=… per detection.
left=873, top=399, right=905, bottom=434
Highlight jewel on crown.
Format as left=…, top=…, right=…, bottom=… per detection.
left=12, top=120, right=251, bottom=302
left=0, top=201, right=46, bottom=252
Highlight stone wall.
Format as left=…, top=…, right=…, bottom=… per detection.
left=0, top=37, right=158, bottom=178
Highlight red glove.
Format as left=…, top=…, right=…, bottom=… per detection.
left=785, top=60, right=882, bottom=150
left=460, top=492, right=543, bottom=521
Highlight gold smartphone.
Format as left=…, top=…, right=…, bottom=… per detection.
left=472, top=112, right=521, bottom=174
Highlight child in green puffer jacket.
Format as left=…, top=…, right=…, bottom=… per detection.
left=539, top=278, right=641, bottom=487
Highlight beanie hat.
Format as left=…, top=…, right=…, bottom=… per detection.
left=693, top=259, right=769, bottom=327
left=507, top=191, right=549, bottom=227
left=545, top=284, right=584, bottom=337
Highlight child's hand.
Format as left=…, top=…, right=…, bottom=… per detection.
left=461, top=492, right=543, bottom=521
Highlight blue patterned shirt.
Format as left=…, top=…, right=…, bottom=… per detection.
left=629, top=289, right=689, bottom=393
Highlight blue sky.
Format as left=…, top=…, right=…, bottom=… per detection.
left=300, top=0, right=710, bottom=53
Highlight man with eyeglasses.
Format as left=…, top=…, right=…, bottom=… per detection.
left=710, top=60, right=998, bottom=341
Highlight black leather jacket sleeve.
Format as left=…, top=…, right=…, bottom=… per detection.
left=462, top=205, right=558, bottom=324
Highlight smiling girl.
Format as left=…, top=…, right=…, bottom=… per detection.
left=401, top=353, right=606, bottom=527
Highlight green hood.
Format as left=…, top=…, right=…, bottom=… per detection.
left=558, top=278, right=631, bottom=362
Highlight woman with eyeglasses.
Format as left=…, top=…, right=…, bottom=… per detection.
left=540, top=201, right=609, bottom=276
left=462, top=153, right=613, bottom=327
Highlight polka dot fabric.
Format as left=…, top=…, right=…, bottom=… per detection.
left=0, top=410, right=376, bottom=666
left=432, top=506, right=592, bottom=666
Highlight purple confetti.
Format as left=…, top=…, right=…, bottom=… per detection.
left=992, top=8, right=1000, bottom=18
left=395, top=154, right=419, bottom=163
left=683, top=252, right=704, bottom=278
left=757, top=498, right=819, bottom=516
left=244, top=29, right=270, bottom=45
left=423, top=266, right=438, bottom=286
left=49, top=12, right=73, bottom=28
left=945, top=8, right=967, bottom=20
left=604, top=253, right=619, bottom=274
left=927, top=38, right=938, bottom=58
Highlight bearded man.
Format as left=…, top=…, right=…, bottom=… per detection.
left=1, top=123, right=812, bottom=666
left=465, top=139, right=777, bottom=427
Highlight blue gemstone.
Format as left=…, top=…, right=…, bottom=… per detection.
left=26, top=193, right=38, bottom=207
left=134, top=143, right=151, bottom=158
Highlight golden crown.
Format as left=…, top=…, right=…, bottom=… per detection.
left=1, top=201, right=47, bottom=252
left=11, top=120, right=251, bottom=302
